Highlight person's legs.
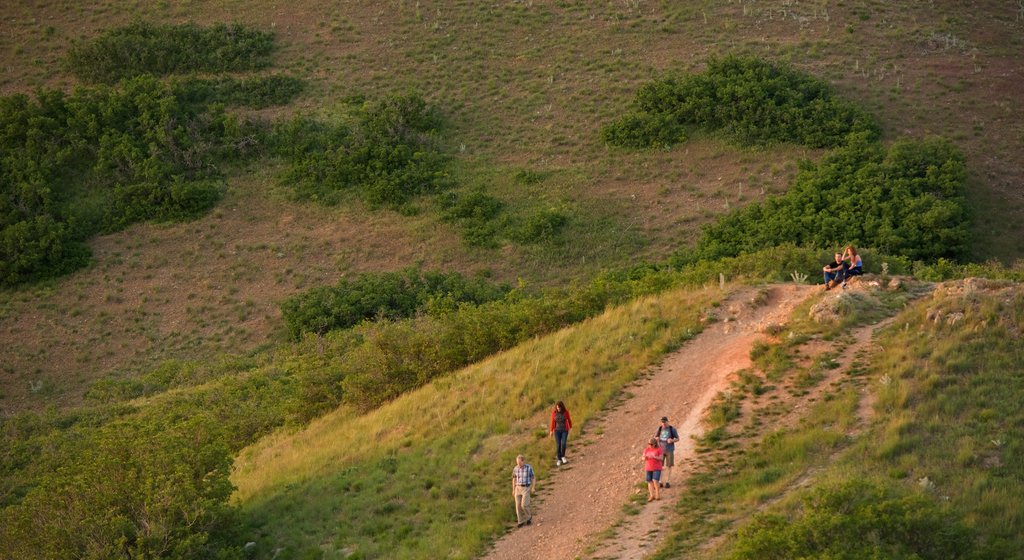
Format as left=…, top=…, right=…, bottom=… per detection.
left=646, top=471, right=655, bottom=501
left=662, top=451, right=674, bottom=487
left=555, top=430, right=568, bottom=461
left=652, top=470, right=661, bottom=500
left=514, top=487, right=527, bottom=525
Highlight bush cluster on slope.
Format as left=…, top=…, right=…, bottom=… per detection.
left=271, top=93, right=450, bottom=207
left=171, top=74, right=305, bottom=109
left=603, top=55, right=878, bottom=149
left=66, top=22, right=275, bottom=83
left=280, top=267, right=510, bottom=340
left=691, top=133, right=969, bottom=262
left=0, top=77, right=257, bottom=287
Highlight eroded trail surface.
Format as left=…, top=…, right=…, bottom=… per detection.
left=482, top=285, right=815, bottom=560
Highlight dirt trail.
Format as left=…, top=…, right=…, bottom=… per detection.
left=482, top=284, right=815, bottom=560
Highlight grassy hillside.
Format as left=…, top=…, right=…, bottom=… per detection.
left=2, top=0, right=1023, bottom=414
left=649, top=279, right=1024, bottom=559
left=230, top=284, right=720, bottom=558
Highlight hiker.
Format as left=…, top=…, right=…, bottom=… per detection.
left=642, top=437, right=664, bottom=502
left=842, top=246, right=863, bottom=287
left=654, top=416, right=680, bottom=488
left=512, top=454, right=535, bottom=527
left=549, top=401, right=573, bottom=465
left=822, top=251, right=847, bottom=290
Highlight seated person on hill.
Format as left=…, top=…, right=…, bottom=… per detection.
left=842, top=245, right=863, bottom=287
left=823, top=251, right=847, bottom=290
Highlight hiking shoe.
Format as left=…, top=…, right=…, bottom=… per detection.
left=664, top=482, right=671, bottom=488
left=517, top=522, right=524, bottom=528
left=658, top=483, right=664, bottom=488
left=561, top=457, right=568, bottom=464
left=526, top=519, right=532, bottom=525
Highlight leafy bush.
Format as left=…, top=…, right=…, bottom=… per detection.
left=439, top=189, right=504, bottom=247
left=1, top=418, right=239, bottom=560
left=66, top=21, right=275, bottom=83
left=600, top=110, right=685, bottom=148
left=0, top=77, right=253, bottom=286
left=603, top=55, right=877, bottom=149
left=694, top=134, right=970, bottom=262
left=172, top=75, right=305, bottom=109
left=729, top=479, right=973, bottom=559
left=280, top=267, right=510, bottom=340
left=508, top=208, right=569, bottom=243
left=273, top=93, right=450, bottom=207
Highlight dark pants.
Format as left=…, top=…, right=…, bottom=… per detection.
left=554, top=430, right=568, bottom=460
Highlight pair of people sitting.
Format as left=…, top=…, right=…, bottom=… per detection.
left=823, top=245, right=863, bottom=290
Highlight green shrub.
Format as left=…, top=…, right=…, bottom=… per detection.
left=274, top=93, right=449, bottom=208
left=729, top=479, right=973, bottom=560
left=604, top=55, right=877, bottom=149
left=0, top=215, right=91, bottom=286
left=280, top=267, right=510, bottom=340
left=0, top=76, right=249, bottom=286
left=439, top=189, right=504, bottom=247
left=66, top=21, right=275, bottom=83
left=508, top=208, right=569, bottom=243
left=695, top=134, right=970, bottom=262
left=0, top=417, right=239, bottom=560
left=172, top=75, right=305, bottom=109
left=600, top=110, right=686, bottom=148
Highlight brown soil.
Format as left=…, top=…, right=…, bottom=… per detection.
left=481, top=284, right=815, bottom=560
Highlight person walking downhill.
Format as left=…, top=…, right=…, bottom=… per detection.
left=511, top=455, right=535, bottom=527
left=549, top=401, right=573, bottom=465
left=642, top=438, right=664, bottom=502
left=654, top=416, right=680, bottom=489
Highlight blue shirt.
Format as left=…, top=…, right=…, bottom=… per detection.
left=656, top=425, right=679, bottom=452
left=513, top=464, right=535, bottom=487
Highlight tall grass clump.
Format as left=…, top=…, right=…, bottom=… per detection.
left=66, top=22, right=275, bottom=83
left=603, top=55, right=878, bottom=149
left=271, top=93, right=450, bottom=207
left=728, top=478, right=973, bottom=560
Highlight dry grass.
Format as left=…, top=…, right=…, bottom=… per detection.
left=2, top=0, right=1023, bottom=413
left=230, top=284, right=720, bottom=558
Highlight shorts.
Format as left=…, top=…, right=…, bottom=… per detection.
left=663, top=451, right=674, bottom=468
left=645, top=470, right=662, bottom=483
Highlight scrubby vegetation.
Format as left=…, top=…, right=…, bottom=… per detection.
left=729, top=479, right=973, bottom=560
left=232, top=286, right=717, bottom=559
left=271, top=93, right=450, bottom=207
left=171, top=74, right=305, bottom=109
left=0, top=261, right=698, bottom=559
left=691, top=133, right=970, bottom=262
left=0, top=76, right=254, bottom=287
left=653, top=280, right=1024, bottom=560
left=66, top=22, right=275, bottom=83
left=280, top=267, right=509, bottom=340
left=603, top=55, right=877, bottom=149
